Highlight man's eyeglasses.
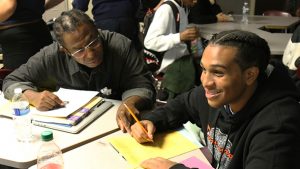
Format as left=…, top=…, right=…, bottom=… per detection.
left=69, top=35, right=101, bottom=58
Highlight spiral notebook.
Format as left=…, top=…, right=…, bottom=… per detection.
left=32, top=100, right=113, bottom=134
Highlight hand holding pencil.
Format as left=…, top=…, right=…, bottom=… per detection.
left=123, top=103, right=154, bottom=143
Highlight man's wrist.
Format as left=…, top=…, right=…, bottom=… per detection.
left=23, top=90, right=37, bottom=106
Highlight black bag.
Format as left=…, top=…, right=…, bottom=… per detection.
left=143, top=1, right=180, bottom=73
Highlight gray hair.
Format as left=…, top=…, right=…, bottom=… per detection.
left=53, top=9, right=96, bottom=45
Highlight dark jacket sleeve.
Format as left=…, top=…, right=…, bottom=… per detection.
left=3, top=43, right=60, bottom=99
left=170, top=164, right=192, bottom=169
left=141, top=86, right=208, bottom=131
left=188, top=0, right=222, bottom=24
left=72, top=0, right=90, bottom=11
left=130, top=0, right=140, bottom=12
left=211, top=3, right=222, bottom=15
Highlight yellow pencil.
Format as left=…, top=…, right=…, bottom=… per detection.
left=123, top=103, right=153, bottom=142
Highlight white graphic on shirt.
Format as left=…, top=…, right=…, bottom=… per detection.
left=207, top=127, right=233, bottom=169
left=100, top=87, right=112, bottom=96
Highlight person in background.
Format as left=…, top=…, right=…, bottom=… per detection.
left=143, top=0, right=200, bottom=101
left=136, top=0, right=164, bottom=22
left=188, top=0, right=232, bottom=24
left=130, top=30, right=300, bottom=169
left=2, top=9, right=155, bottom=133
left=144, top=0, right=199, bottom=72
left=0, top=0, right=64, bottom=70
left=72, top=0, right=141, bottom=51
left=286, top=0, right=300, bottom=16
left=136, top=0, right=163, bottom=33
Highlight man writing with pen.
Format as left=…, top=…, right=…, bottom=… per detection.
left=2, top=9, right=156, bottom=132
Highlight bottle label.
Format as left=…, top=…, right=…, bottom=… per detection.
left=13, top=101, right=30, bottom=116
left=191, top=39, right=198, bottom=55
left=190, top=38, right=203, bottom=57
left=13, top=107, right=30, bottom=116
left=39, top=163, right=63, bottom=169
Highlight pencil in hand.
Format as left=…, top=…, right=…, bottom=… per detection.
left=123, top=103, right=153, bottom=142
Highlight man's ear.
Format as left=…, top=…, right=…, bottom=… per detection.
left=245, top=67, right=259, bottom=85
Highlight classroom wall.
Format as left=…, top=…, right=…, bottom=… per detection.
left=218, top=0, right=255, bottom=15
left=43, top=0, right=68, bottom=22
left=218, top=0, right=290, bottom=15
left=255, top=0, right=288, bottom=15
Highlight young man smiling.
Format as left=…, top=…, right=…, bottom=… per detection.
left=130, top=30, right=300, bottom=169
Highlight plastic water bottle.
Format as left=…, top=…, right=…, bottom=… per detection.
left=196, top=38, right=203, bottom=56
left=37, top=130, right=64, bottom=169
left=242, top=2, right=249, bottom=24
left=191, top=37, right=203, bottom=57
left=11, top=88, right=32, bottom=142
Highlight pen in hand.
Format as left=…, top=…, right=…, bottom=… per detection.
left=123, top=103, right=153, bottom=142
left=52, top=100, right=69, bottom=109
left=62, top=101, right=69, bottom=106
left=57, top=101, right=69, bottom=108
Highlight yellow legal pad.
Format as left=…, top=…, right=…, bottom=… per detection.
left=107, top=131, right=200, bottom=167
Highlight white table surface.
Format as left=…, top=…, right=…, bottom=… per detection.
left=197, top=15, right=300, bottom=55
left=29, top=130, right=211, bottom=169
left=0, top=98, right=121, bottom=169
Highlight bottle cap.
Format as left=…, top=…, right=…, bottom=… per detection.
left=14, top=88, right=22, bottom=94
left=41, top=130, right=53, bottom=141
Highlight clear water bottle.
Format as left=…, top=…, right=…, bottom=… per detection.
left=242, top=2, right=249, bottom=24
left=191, top=37, right=203, bottom=57
left=11, top=88, right=32, bottom=142
left=37, top=130, right=64, bottom=169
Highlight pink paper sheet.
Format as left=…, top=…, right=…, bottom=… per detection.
left=181, top=156, right=213, bottom=169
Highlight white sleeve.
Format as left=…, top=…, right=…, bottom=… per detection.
left=282, top=39, right=300, bottom=70
left=144, top=4, right=181, bottom=52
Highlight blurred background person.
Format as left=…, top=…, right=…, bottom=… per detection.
left=0, top=0, right=63, bottom=70
left=188, top=0, right=233, bottom=24
left=72, top=0, right=142, bottom=51
left=286, top=0, right=300, bottom=16
left=144, top=0, right=199, bottom=100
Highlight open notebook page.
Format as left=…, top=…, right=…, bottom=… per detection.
left=30, top=88, right=99, bottom=117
